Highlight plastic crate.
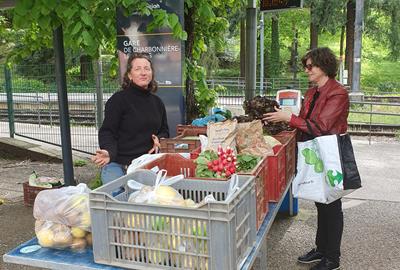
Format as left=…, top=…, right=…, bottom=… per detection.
left=273, top=131, right=296, bottom=184
left=266, top=144, right=286, bottom=202
left=140, top=153, right=219, bottom=180
left=238, top=156, right=269, bottom=230
left=176, top=125, right=207, bottom=136
left=141, top=153, right=267, bottom=230
left=22, top=182, right=63, bottom=207
left=90, top=171, right=256, bottom=270
left=160, top=131, right=201, bottom=153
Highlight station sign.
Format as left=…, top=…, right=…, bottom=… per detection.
left=260, top=0, right=303, bottom=12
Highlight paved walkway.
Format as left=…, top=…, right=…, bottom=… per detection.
left=266, top=136, right=400, bottom=270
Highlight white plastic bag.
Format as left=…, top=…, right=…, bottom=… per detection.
left=127, top=170, right=189, bottom=206
left=33, top=183, right=91, bottom=231
left=126, top=153, right=165, bottom=174
left=292, top=135, right=354, bottom=204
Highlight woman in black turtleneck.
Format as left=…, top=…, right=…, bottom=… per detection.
left=92, top=53, right=169, bottom=184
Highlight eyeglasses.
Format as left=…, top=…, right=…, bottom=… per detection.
left=304, top=64, right=314, bottom=71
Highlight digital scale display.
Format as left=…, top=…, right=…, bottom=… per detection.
left=280, top=98, right=297, bottom=106
left=276, top=90, right=302, bottom=116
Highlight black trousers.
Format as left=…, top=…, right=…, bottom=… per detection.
left=315, top=198, right=343, bottom=263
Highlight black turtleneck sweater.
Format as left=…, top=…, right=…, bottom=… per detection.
left=99, top=84, right=169, bottom=165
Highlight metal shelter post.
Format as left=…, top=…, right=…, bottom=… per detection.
left=245, top=0, right=257, bottom=101
left=95, top=48, right=104, bottom=130
left=4, top=65, right=15, bottom=138
left=350, top=0, right=364, bottom=101
left=259, top=12, right=264, bottom=96
left=53, top=25, right=75, bottom=186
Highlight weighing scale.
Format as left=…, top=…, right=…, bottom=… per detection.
left=276, top=89, right=302, bottom=116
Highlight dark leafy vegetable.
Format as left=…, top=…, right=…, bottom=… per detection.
left=236, top=154, right=261, bottom=172
left=234, top=96, right=293, bottom=135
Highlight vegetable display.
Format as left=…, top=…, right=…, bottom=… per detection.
left=234, top=95, right=291, bottom=135
left=236, top=154, right=262, bottom=172
left=195, top=146, right=237, bottom=178
left=195, top=146, right=261, bottom=178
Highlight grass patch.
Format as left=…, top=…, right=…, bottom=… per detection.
left=87, top=171, right=102, bottom=190
left=73, top=159, right=88, bottom=167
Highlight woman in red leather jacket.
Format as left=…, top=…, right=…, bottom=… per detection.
left=263, top=47, right=348, bottom=270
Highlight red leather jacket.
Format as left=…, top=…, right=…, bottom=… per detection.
left=289, top=78, right=349, bottom=141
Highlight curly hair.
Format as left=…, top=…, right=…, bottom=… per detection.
left=301, top=47, right=338, bottom=78
left=121, top=52, right=158, bottom=93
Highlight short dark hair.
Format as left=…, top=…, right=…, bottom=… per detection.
left=122, top=53, right=158, bottom=92
left=301, top=47, right=338, bottom=78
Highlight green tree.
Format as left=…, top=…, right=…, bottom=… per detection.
left=8, top=0, right=239, bottom=121
left=304, top=0, right=347, bottom=49
left=11, top=1, right=186, bottom=59
left=184, top=0, right=242, bottom=121
left=366, top=0, right=400, bottom=61
left=262, top=9, right=309, bottom=78
left=269, top=14, right=280, bottom=77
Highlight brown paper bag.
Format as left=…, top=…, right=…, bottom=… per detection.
left=205, top=119, right=238, bottom=152
left=236, top=120, right=273, bottom=157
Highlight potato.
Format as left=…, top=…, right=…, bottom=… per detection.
left=37, top=229, right=55, bottom=247
left=71, top=237, right=87, bottom=250
left=53, top=231, right=73, bottom=247
left=85, top=233, right=92, bottom=246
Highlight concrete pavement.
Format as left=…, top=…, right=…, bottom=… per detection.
left=266, top=136, right=400, bottom=270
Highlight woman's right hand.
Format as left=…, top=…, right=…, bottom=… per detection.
left=91, top=149, right=110, bottom=167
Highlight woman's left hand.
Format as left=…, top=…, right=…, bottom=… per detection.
left=262, top=106, right=292, bottom=124
left=148, top=134, right=161, bottom=154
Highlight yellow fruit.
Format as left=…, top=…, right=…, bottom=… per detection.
left=154, top=185, right=178, bottom=199
left=126, top=214, right=145, bottom=228
left=37, top=229, right=54, bottom=247
left=184, top=199, right=196, bottom=207
left=71, top=227, right=86, bottom=238
left=80, top=212, right=91, bottom=228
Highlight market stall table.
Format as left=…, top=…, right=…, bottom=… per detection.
left=3, top=181, right=296, bottom=270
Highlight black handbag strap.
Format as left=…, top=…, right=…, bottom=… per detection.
left=305, top=90, right=320, bottom=138
left=306, top=90, right=320, bottom=119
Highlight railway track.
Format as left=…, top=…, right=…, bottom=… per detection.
left=1, top=109, right=398, bottom=136
left=348, top=123, right=400, bottom=136
left=363, top=95, right=400, bottom=103
left=0, top=109, right=96, bottom=126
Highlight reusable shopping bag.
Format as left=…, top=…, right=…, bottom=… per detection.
left=292, top=134, right=361, bottom=204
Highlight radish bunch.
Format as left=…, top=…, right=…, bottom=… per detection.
left=206, top=146, right=237, bottom=177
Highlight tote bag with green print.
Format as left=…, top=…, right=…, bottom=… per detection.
left=292, top=134, right=360, bottom=204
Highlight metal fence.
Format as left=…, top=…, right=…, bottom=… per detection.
left=207, top=76, right=310, bottom=96
left=1, top=62, right=399, bottom=155
left=0, top=62, right=119, bottom=154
